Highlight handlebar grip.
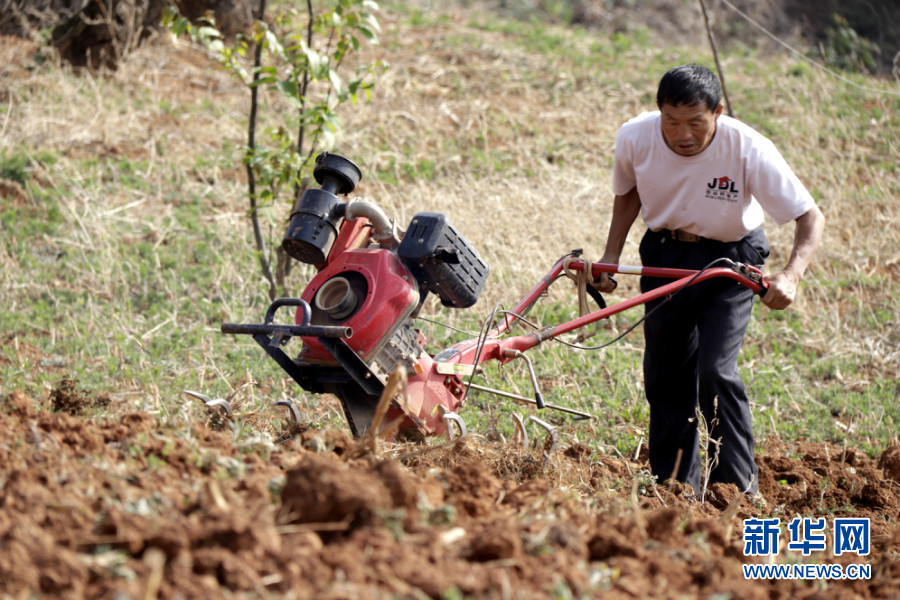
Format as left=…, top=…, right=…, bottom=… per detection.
left=221, top=322, right=352, bottom=338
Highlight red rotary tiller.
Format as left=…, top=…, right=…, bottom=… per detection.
left=221, top=153, right=767, bottom=439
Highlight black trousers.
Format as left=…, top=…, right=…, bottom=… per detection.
left=639, top=227, right=769, bottom=495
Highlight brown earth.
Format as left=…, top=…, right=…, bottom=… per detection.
left=2, top=385, right=899, bottom=599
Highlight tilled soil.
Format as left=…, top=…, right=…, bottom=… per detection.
left=1, top=388, right=899, bottom=599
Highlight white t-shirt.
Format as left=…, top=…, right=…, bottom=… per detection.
left=612, top=111, right=815, bottom=242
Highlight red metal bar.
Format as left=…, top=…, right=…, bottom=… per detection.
left=495, top=258, right=721, bottom=337
left=503, top=266, right=759, bottom=349
left=447, top=258, right=764, bottom=367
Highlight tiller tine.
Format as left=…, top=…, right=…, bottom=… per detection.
left=437, top=405, right=468, bottom=440
left=184, top=390, right=234, bottom=417
left=512, top=413, right=529, bottom=447
left=273, top=399, right=302, bottom=424
left=529, top=416, right=559, bottom=469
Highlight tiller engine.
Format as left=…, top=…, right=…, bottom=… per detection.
left=222, top=153, right=489, bottom=438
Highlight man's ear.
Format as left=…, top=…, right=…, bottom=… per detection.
left=713, top=102, right=725, bottom=118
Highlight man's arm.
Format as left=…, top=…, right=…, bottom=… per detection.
left=761, top=204, right=825, bottom=310
left=592, top=186, right=641, bottom=293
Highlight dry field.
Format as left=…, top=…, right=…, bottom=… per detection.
left=2, top=388, right=900, bottom=598
left=1, top=1, right=899, bottom=598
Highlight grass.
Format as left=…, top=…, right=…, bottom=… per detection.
left=1, top=1, right=899, bottom=459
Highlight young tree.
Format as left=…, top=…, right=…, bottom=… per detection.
left=165, top=0, right=385, bottom=299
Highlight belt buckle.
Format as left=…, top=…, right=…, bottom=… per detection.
left=672, top=229, right=701, bottom=243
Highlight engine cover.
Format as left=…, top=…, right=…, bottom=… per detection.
left=398, top=212, right=489, bottom=308
left=297, top=248, right=421, bottom=378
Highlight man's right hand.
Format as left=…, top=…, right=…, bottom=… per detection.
left=594, top=188, right=640, bottom=295
left=591, top=271, right=618, bottom=293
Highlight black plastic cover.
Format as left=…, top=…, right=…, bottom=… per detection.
left=398, top=212, right=489, bottom=308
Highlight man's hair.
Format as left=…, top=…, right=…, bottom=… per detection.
left=656, top=64, right=722, bottom=111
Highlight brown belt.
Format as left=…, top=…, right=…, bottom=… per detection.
left=660, top=228, right=704, bottom=243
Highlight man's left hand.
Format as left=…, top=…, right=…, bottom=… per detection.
left=760, top=271, right=800, bottom=310
left=761, top=205, right=825, bottom=311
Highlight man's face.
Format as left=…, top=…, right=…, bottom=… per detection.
left=659, top=101, right=723, bottom=156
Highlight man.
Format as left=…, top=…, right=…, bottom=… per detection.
left=593, top=64, right=824, bottom=495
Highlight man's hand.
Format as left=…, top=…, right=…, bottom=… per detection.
left=761, top=205, right=825, bottom=311
left=590, top=253, right=621, bottom=293
left=593, top=188, right=641, bottom=294
left=591, top=272, right=618, bottom=293
left=592, top=188, right=641, bottom=295
left=760, top=271, right=799, bottom=310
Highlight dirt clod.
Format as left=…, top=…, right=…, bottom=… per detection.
left=878, top=443, right=900, bottom=483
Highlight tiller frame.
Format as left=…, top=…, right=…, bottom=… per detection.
left=219, top=154, right=768, bottom=440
